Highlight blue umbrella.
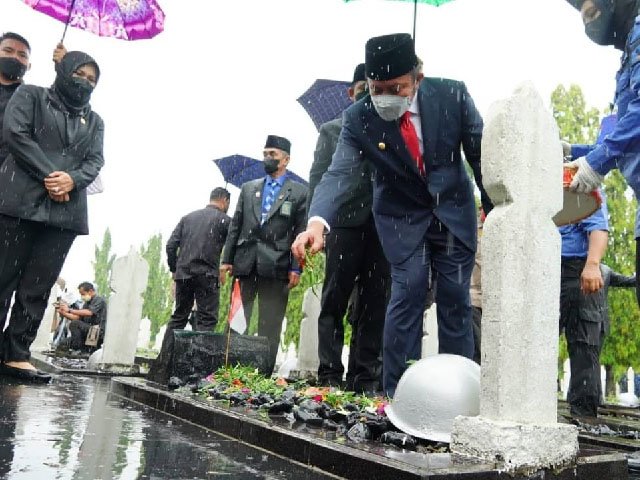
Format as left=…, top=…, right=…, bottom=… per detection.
left=297, top=79, right=351, bottom=131
left=213, top=154, right=308, bottom=189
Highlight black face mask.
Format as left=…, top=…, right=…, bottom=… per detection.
left=585, top=6, right=615, bottom=45
left=0, top=57, right=27, bottom=81
left=54, top=75, right=94, bottom=109
left=263, top=158, right=280, bottom=175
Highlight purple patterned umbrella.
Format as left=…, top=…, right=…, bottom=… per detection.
left=22, top=0, right=165, bottom=41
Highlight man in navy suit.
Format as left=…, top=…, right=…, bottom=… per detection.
left=292, top=33, right=492, bottom=396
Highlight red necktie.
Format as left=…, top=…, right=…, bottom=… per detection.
left=399, top=111, right=425, bottom=177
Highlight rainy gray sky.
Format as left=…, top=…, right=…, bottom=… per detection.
left=2, top=0, right=621, bottom=288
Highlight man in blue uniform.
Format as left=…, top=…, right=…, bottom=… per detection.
left=559, top=197, right=609, bottom=417
left=564, top=0, right=640, bottom=304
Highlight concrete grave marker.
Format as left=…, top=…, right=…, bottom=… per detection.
left=32, top=282, right=63, bottom=352
left=153, top=325, right=167, bottom=352
left=98, top=247, right=149, bottom=372
left=137, top=317, right=151, bottom=350
left=291, top=287, right=321, bottom=380
left=451, top=83, right=578, bottom=472
left=421, top=305, right=438, bottom=358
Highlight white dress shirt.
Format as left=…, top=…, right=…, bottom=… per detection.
left=407, top=92, right=424, bottom=155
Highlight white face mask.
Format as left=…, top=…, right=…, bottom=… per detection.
left=371, top=94, right=412, bottom=121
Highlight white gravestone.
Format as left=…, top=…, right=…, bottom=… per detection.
left=153, top=324, right=167, bottom=352
left=561, top=358, right=570, bottom=401
left=31, top=283, right=63, bottom=352
left=137, top=317, right=151, bottom=350
left=421, top=305, right=438, bottom=358
left=274, top=317, right=289, bottom=370
left=99, top=248, right=149, bottom=369
left=341, top=345, right=350, bottom=376
left=451, top=83, right=578, bottom=471
left=294, top=287, right=321, bottom=379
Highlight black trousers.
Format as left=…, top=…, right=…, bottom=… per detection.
left=560, top=258, right=606, bottom=417
left=317, top=218, right=390, bottom=392
left=168, top=275, right=219, bottom=331
left=238, top=272, right=290, bottom=375
left=567, top=339, right=603, bottom=417
left=68, top=320, right=102, bottom=350
left=0, top=215, right=76, bottom=362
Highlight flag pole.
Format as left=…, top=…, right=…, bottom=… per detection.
left=224, top=322, right=231, bottom=368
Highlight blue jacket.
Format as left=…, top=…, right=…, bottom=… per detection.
left=585, top=17, right=640, bottom=175
left=579, top=17, right=640, bottom=239
left=309, top=78, right=492, bottom=265
left=572, top=16, right=640, bottom=237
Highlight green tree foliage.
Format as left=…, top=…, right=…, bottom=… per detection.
left=551, top=84, right=601, bottom=145
left=92, top=228, right=115, bottom=299
left=601, top=171, right=640, bottom=394
left=216, top=278, right=232, bottom=332
left=139, top=234, right=173, bottom=343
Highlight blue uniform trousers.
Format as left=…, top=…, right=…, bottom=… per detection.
left=383, top=218, right=475, bottom=396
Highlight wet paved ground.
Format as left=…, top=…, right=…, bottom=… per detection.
left=0, top=375, right=333, bottom=479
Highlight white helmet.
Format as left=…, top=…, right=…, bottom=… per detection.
left=385, top=354, right=480, bottom=443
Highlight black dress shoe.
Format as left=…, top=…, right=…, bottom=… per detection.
left=0, top=363, right=52, bottom=383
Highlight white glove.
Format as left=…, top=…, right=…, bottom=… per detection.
left=561, top=140, right=572, bottom=159
left=568, top=157, right=604, bottom=194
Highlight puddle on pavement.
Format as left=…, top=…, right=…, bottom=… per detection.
left=0, top=376, right=329, bottom=479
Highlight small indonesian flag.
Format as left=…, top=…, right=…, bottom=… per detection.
left=228, top=279, right=247, bottom=334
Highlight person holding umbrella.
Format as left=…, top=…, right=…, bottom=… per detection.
left=0, top=50, right=104, bottom=382
left=562, top=0, right=640, bottom=304
left=293, top=33, right=493, bottom=396
left=308, top=63, right=390, bottom=393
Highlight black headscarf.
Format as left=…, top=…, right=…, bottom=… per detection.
left=52, top=51, right=100, bottom=115
left=566, top=0, right=640, bottom=50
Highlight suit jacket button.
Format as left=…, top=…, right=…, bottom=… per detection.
left=378, top=142, right=386, bottom=151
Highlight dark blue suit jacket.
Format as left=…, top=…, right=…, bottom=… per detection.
left=309, top=77, right=492, bottom=265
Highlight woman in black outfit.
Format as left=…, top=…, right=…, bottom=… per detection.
left=0, top=51, right=104, bottom=382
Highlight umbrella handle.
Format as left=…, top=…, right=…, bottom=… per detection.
left=61, top=0, right=79, bottom=43
left=413, top=0, right=417, bottom=42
